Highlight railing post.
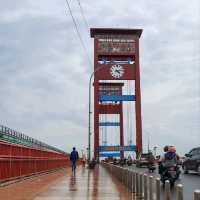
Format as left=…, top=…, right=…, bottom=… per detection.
left=116, top=166, right=119, bottom=180
left=156, top=177, right=161, bottom=200
left=123, top=168, right=126, bottom=185
left=194, top=190, right=200, bottom=200
left=149, top=176, right=154, bottom=200
left=120, top=167, right=123, bottom=183
left=165, top=180, right=171, bottom=200
left=176, top=184, right=183, bottom=200
left=136, top=172, right=139, bottom=195
left=144, top=174, right=148, bottom=200
left=130, top=170, right=133, bottom=191
left=119, top=167, right=122, bottom=182
left=126, top=169, right=129, bottom=188
left=124, top=169, right=127, bottom=186
left=132, top=171, right=136, bottom=193
left=139, top=173, right=143, bottom=198
left=128, top=170, right=132, bottom=191
left=121, top=168, right=124, bottom=184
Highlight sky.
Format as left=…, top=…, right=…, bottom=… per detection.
left=0, top=0, right=199, bottom=155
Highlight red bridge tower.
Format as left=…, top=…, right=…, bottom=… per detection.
left=90, top=28, right=143, bottom=159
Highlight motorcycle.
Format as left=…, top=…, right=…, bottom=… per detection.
left=148, top=163, right=156, bottom=173
left=119, top=158, right=126, bottom=166
left=127, top=158, right=133, bottom=166
left=160, top=165, right=179, bottom=187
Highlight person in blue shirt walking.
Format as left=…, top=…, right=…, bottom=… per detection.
left=70, top=147, right=79, bottom=173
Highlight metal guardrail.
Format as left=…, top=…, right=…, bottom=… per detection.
left=0, top=125, right=68, bottom=155
left=102, top=162, right=200, bottom=200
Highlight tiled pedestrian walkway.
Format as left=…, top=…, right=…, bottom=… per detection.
left=0, top=165, right=137, bottom=200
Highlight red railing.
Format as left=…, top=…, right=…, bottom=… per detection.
left=0, top=140, right=69, bottom=181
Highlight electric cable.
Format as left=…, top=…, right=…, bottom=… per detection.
left=64, top=0, right=92, bottom=67
left=76, top=0, right=90, bottom=31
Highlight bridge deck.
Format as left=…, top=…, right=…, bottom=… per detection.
left=0, top=165, right=136, bottom=200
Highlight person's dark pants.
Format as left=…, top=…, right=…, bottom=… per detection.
left=158, top=163, right=165, bottom=174
left=71, top=161, right=77, bottom=172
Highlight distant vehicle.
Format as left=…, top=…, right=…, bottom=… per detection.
left=127, top=158, right=133, bottom=166
left=136, top=153, right=155, bottom=167
left=113, top=158, right=120, bottom=165
left=182, top=147, right=200, bottom=174
left=178, top=156, right=185, bottom=166
left=127, top=155, right=133, bottom=166
left=119, top=158, right=127, bottom=166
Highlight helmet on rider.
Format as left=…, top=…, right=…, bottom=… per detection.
left=168, top=145, right=176, bottom=153
left=163, top=145, right=169, bottom=152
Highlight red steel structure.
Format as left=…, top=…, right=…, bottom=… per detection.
left=0, top=126, right=69, bottom=181
left=99, top=82, right=124, bottom=148
left=90, top=28, right=143, bottom=159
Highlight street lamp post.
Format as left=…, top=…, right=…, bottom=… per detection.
left=143, top=130, right=151, bottom=153
left=88, top=66, right=105, bottom=162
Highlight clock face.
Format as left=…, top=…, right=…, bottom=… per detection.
left=110, top=65, right=124, bottom=78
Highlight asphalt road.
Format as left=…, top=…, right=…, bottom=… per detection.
left=125, top=164, right=200, bottom=200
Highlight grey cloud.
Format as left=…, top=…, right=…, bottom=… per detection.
left=0, top=0, right=199, bottom=154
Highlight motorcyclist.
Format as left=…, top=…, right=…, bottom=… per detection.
left=159, top=145, right=180, bottom=178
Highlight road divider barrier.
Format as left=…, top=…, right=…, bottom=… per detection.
left=102, top=162, right=200, bottom=200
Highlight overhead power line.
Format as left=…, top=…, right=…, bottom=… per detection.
left=64, top=0, right=92, bottom=67
left=76, top=0, right=90, bottom=31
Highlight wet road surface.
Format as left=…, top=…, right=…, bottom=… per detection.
left=0, top=165, right=138, bottom=200
left=1, top=164, right=199, bottom=200
left=34, top=165, right=137, bottom=200
left=0, top=169, right=68, bottom=200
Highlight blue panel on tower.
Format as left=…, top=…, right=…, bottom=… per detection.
left=99, top=145, right=137, bottom=152
left=98, top=60, right=134, bottom=65
left=99, top=122, right=120, bottom=126
left=99, top=153, right=121, bottom=157
left=99, top=95, right=136, bottom=101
